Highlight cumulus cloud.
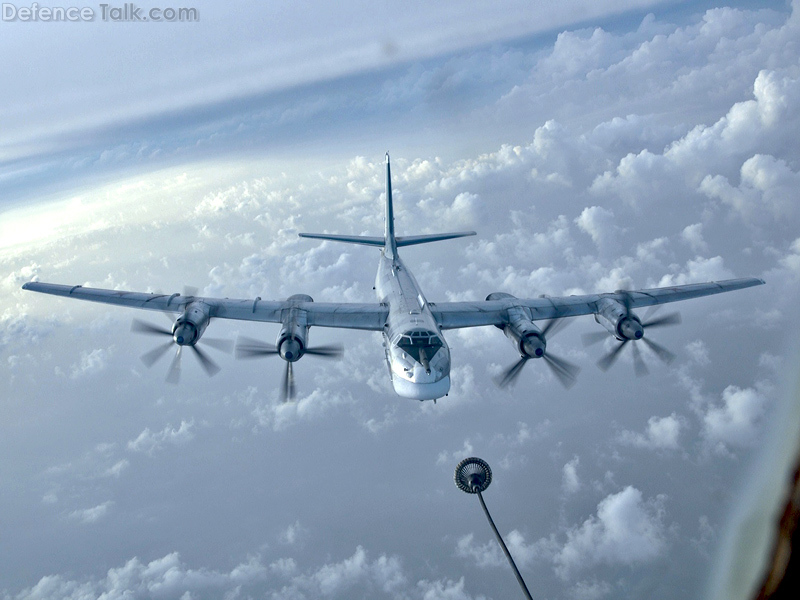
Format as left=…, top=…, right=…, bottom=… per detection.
left=456, top=530, right=544, bottom=570
left=575, top=206, right=619, bottom=251
left=251, top=388, right=356, bottom=431
left=777, top=237, right=800, bottom=278
left=2, top=263, right=41, bottom=289
left=417, top=191, right=483, bottom=227
left=273, top=546, right=407, bottom=599
left=280, top=520, right=309, bottom=546
left=681, top=223, right=709, bottom=254
left=656, top=256, right=734, bottom=287
left=552, top=487, right=667, bottom=579
left=702, top=385, right=768, bottom=454
left=618, top=414, right=685, bottom=451
left=3, top=4, right=799, bottom=600
left=0, top=310, right=57, bottom=349
left=68, top=501, right=113, bottom=525
left=68, top=348, right=111, bottom=379
left=436, top=439, right=475, bottom=466
left=568, top=579, right=613, bottom=600
left=104, top=459, right=130, bottom=478
left=562, top=455, right=581, bottom=494
left=11, top=551, right=268, bottom=599
left=416, top=577, right=488, bottom=600
left=700, top=154, right=800, bottom=225
left=589, top=66, right=800, bottom=223
left=127, top=420, right=195, bottom=455
left=685, top=340, right=711, bottom=367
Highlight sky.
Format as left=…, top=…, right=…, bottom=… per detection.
left=1, top=0, right=800, bottom=598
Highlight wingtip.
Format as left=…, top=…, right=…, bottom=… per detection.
left=385, top=151, right=390, bottom=163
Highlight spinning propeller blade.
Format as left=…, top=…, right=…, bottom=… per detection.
left=234, top=336, right=342, bottom=401
left=133, top=314, right=229, bottom=381
left=282, top=362, right=296, bottom=403
left=495, top=356, right=528, bottom=389
left=166, top=347, right=182, bottom=384
left=543, top=353, right=580, bottom=389
left=592, top=305, right=681, bottom=374
left=597, top=339, right=629, bottom=371
left=496, top=317, right=579, bottom=389
left=234, top=336, right=279, bottom=359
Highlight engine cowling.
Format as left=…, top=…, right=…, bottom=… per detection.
left=276, top=294, right=313, bottom=362
left=487, top=293, right=546, bottom=359
left=172, top=302, right=210, bottom=346
left=594, top=298, right=644, bottom=341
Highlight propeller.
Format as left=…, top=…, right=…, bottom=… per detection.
left=234, top=335, right=343, bottom=402
left=583, top=303, right=681, bottom=375
left=495, top=317, right=581, bottom=390
left=131, top=318, right=232, bottom=383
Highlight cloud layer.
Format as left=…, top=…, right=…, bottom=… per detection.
left=2, top=2, right=799, bottom=600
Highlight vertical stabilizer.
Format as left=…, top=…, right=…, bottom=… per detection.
left=298, top=152, right=476, bottom=250
left=385, top=152, right=398, bottom=259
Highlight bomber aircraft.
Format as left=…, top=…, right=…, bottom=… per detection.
left=22, top=153, right=764, bottom=401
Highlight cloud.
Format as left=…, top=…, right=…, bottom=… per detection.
left=702, top=385, right=768, bottom=454
left=589, top=67, right=800, bottom=221
left=685, top=340, right=711, bottom=367
left=0, top=310, right=57, bottom=349
left=68, top=348, right=111, bottom=379
left=700, top=154, right=800, bottom=224
left=10, top=551, right=268, bottom=599
left=251, top=388, right=356, bottom=431
left=618, top=414, right=685, bottom=451
left=562, top=455, right=581, bottom=494
left=575, top=206, right=619, bottom=251
left=280, top=520, right=309, bottom=546
left=8, top=544, right=494, bottom=599
left=127, top=420, right=195, bottom=455
left=68, top=501, right=113, bottom=524
left=274, top=546, right=407, bottom=598
left=568, top=579, right=612, bottom=600
left=417, top=191, right=483, bottom=227
left=436, top=439, right=475, bottom=466
left=3, top=4, right=799, bottom=600
left=552, top=486, right=667, bottom=579
left=681, top=223, right=709, bottom=254
left=656, top=256, right=734, bottom=287
left=456, top=530, right=544, bottom=570
left=104, top=459, right=130, bottom=478
left=416, top=577, right=488, bottom=600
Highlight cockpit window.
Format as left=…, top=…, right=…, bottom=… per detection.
left=396, top=329, right=442, bottom=365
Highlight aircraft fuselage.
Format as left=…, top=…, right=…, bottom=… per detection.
left=375, top=250, right=450, bottom=400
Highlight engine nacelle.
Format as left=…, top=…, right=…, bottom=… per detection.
left=172, top=302, right=210, bottom=346
left=594, top=298, right=643, bottom=341
left=487, top=293, right=546, bottom=359
left=276, top=294, right=313, bottom=362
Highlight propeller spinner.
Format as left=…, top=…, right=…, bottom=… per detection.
left=131, top=317, right=232, bottom=383
left=583, top=301, right=681, bottom=375
left=235, top=335, right=343, bottom=402
left=495, top=317, right=581, bottom=390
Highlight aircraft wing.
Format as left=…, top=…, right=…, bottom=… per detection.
left=22, top=277, right=763, bottom=332
left=21, top=282, right=388, bottom=331
left=430, top=277, right=765, bottom=329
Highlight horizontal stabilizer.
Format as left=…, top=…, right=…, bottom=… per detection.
left=298, top=231, right=476, bottom=248
left=396, top=232, right=476, bottom=247
left=298, top=233, right=385, bottom=247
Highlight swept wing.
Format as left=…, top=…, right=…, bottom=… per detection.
left=22, top=277, right=763, bottom=331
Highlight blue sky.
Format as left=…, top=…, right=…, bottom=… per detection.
left=2, top=1, right=800, bottom=599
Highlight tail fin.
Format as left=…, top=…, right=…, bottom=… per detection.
left=384, top=152, right=398, bottom=259
left=298, top=152, right=476, bottom=252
